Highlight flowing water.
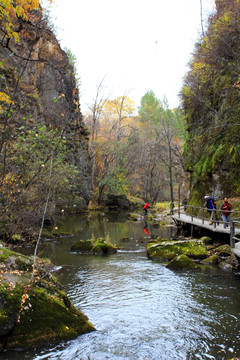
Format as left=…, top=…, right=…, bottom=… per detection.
left=3, top=212, right=240, bottom=360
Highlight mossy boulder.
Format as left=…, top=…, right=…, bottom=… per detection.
left=0, top=283, right=23, bottom=340
left=70, top=237, right=117, bottom=255
left=93, top=238, right=117, bottom=254
left=6, top=281, right=95, bottom=350
left=70, top=240, right=93, bottom=253
left=0, top=246, right=95, bottom=351
left=215, top=244, right=231, bottom=256
left=166, top=255, right=198, bottom=270
left=202, top=254, right=219, bottom=265
left=147, top=239, right=207, bottom=261
left=200, top=236, right=212, bottom=245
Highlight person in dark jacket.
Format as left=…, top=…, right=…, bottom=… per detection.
left=220, top=197, right=232, bottom=229
left=204, top=195, right=217, bottom=225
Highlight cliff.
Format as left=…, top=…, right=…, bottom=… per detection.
left=181, top=0, right=240, bottom=204
left=0, top=8, right=90, bottom=236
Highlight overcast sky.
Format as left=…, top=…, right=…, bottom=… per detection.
left=44, top=0, right=216, bottom=112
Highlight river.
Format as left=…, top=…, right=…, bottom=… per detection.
left=3, top=212, right=240, bottom=360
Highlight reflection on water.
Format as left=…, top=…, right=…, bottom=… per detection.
left=4, top=212, right=240, bottom=360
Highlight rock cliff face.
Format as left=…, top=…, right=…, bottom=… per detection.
left=181, top=0, right=240, bottom=204
left=0, top=10, right=90, bottom=211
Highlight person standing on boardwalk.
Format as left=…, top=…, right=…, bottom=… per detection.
left=220, top=197, right=232, bottom=229
left=204, top=196, right=217, bottom=225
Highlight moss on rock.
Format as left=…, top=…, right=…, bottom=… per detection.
left=0, top=283, right=22, bottom=339
left=7, top=281, right=95, bottom=350
left=147, top=239, right=207, bottom=261
left=70, top=237, right=117, bottom=255
left=202, top=254, right=219, bottom=265
left=70, top=240, right=93, bottom=253
left=200, top=236, right=212, bottom=245
left=0, top=246, right=95, bottom=351
left=215, top=244, right=231, bottom=256
left=93, top=238, right=117, bottom=254
left=166, top=255, right=198, bottom=270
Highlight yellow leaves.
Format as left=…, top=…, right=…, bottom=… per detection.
left=221, top=12, right=230, bottom=24
left=191, top=62, right=212, bottom=82
left=0, top=0, right=53, bottom=40
left=181, top=85, right=193, bottom=98
left=0, top=91, right=14, bottom=113
left=192, top=62, right=205, bottom=71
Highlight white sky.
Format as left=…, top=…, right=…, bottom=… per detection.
left=44, top=0, right=216, bottom=112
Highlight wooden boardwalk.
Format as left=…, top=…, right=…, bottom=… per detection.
left=171, top=213, right=240, bottom=258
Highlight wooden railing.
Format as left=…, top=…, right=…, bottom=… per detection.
left=170, top=203, right=240, bottom=248
left=230, top=220, right=240, bottom=248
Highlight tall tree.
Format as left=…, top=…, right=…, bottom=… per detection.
left=138, top=92, right=186, bottom=203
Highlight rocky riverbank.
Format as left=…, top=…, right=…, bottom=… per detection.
left=0, top=246, right=95, bottom=352
left=147, top=236, right=240, bottom=272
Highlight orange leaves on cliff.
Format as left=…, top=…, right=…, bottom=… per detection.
left=0, top=0, right=53, bottom=40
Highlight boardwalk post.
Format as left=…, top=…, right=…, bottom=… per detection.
left=230, top=220, right=235, bottom=248
left=191, top=206, right=193, bottom=221
left=202, top=207, right=204, bottom=224
left=213, top=209, right=216, bottom=229
left=170, top=202, right=174, bottom=216
left=178, top=202, right=180, bottom=218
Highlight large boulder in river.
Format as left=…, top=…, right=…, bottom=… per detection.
left=105, top=194, right=131, bottom=210
left=0, top=247, right=95, bottom=351
left=166, top=255, right=198, bottom=270
left=147, top=239, right=207, bottom=261
left=71, top=238, right=118, bottom=254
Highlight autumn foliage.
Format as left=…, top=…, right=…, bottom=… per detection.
left=0, top=0, right=52, bottom=41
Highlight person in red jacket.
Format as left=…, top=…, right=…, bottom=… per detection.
left=220, top=197, right=232, bottom=229
left=143, top=203, right=150, bottom=215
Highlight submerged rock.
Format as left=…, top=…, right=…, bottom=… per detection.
left=147, top=239, right=207, bottom=261
left=0, top=247, right=95, bottom=351
left=166, top=255, right=198, bottom=270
